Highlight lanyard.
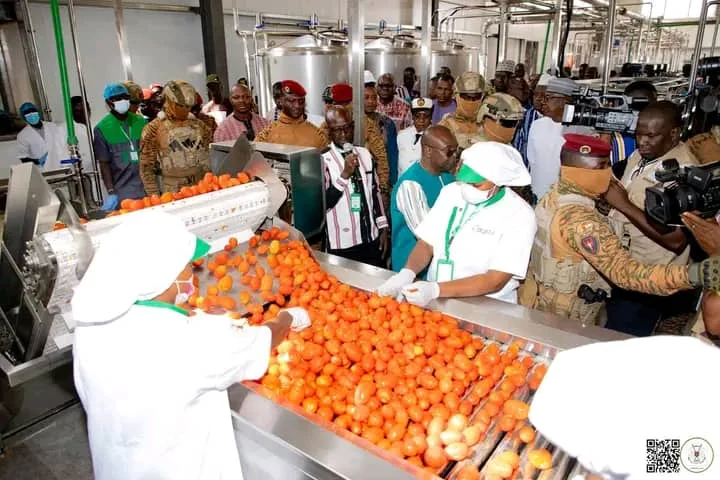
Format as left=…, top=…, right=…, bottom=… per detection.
left=135, top=299, right=189, bottom=316
left=443, top=187, right=505, bottom=259
left=118, top=121, right=136, bottom=151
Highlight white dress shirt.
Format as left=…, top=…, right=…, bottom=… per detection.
left=527, top=116, right=564, bottom=201
left=397, top=126, right=424, bottom=177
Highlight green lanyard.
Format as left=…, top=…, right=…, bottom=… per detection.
left=134, top=299, right=190, bottom=316
left=443, top=187, right=505, bottom=259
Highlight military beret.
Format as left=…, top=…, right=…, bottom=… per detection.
left=324, top=83, right=352, bottom=104
left=281, top=80, right=306, bottom=97
left=562, top=133, right=611, bottom=157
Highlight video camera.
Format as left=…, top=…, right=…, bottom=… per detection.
left=645, top=159, right=720, bottom=225
left=561, top=87, right=649, bottom=135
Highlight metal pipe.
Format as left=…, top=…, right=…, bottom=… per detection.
left=67, top=0, right=102, bottom=204
left=112, top=0, right=132, bottom=81
left=711, top=9, right=720, bottom=56
left=421, top=0, right=432, bottom=94
left=21, top=0, right=52, bottom=120
left=690, top=0, right=720, bottom=95
left=482, top=19, right=499, bottom=66
left=498, top=1, right=509, bottom=62
left=601, top=0, right=617, bottom=95
left=540, top=19, right=551, bottom=73
left=347, top=0, right=364, bottom=146
left=49, top=0, right=76, bottom=146
left=549, top=0, right=563, bottom=74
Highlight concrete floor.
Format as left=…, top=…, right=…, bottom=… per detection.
left=0, top=404, right=93, bottom=480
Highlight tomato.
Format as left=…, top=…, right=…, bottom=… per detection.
left=528, top=449, right=553, bottom=470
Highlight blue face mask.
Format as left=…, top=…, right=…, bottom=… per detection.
left=24, top=112, right=41, bottom=125
left=112, top=100, right=130, bottom=115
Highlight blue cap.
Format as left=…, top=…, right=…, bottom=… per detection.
left=19, top=102, right=38, bottom=116
left=103, top=82, right=129, bottom=101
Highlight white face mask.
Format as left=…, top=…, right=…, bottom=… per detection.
left=174, top=276, right=195, bottom=305
left=113, top=99, right=130, bottom=115
left=460, top=183, right=495, bottom=204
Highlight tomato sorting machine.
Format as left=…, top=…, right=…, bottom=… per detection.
left=227, top=252, right=629, bottom=480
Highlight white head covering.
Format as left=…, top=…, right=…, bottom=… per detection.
left=529, top=336, right=720, bottom=478
left=457, top=142, right=531, bottom=187
left=364, top=70, right=376, bottom=84
left=411, top=97, right=432, bottom=111
left=537, top=72, right=553, bottom=87
left=71, top=211, right=209, bottom=325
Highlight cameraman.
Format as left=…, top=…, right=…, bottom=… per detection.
left=682, top=211, right=720, bottom=342
left=605, top=101, right=700, bottom=336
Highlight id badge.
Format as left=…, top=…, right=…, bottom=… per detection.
left=129, top=151, right=139, bottom=163
left=435, top=259, right=455, bottom=282
left=350, top=193, right=362, bottom=213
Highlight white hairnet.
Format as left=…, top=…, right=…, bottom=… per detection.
left=72, top=211, right=209, bottom=325
left=457, top=142, right=531, bottom=187
left=529, top=336, right=720, bottom=478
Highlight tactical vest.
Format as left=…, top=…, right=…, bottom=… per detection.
left=523, top=189, right=611, bottom=326
left=158, top=118, right=209, bottom=192
left=441, top=116, right=482, bottom=149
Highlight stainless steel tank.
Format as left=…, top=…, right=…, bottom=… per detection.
left=255, top=34, right=349, bottom=120
left=364, top=37, right=484, bottom=90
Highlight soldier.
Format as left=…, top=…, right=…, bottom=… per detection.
left=475, top=93, right=525, bottom=144
left=686, top=123, right=720, bottom=165
left=438, top=72, right=486, bottom=149
left=518, top=133, right=720, bottom=326
left=139, top=80, right=212, bottom=196
left=254, top=80, right=327, bottom=150
left=123, top=81, right=144, bottom=115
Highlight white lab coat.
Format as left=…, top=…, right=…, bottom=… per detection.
left=396, top=126, right=424, bottom=177
left=415, top=182, right=537, bottom=303
left=16, top=122, right=65, bottom=171
left=73, top=305, right=271, bottom=480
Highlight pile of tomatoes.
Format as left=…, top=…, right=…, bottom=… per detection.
left=192, top=232, right=550, bottom=477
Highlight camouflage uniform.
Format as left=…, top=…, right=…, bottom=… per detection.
left=139, top=80, right=212, bottom=195
left=438, top=72, right=486, bottom=149
left=255, top=112, right=327, bottom=150
left=687, top=126, right=720, bottom=165
left=518, top=179, right=693, bottom=325
left=123, top=81, right=143, bottom=109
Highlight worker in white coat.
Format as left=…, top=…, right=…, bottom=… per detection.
left=377, top=141, right=537, bottom=306
left=71, top=211, right=310, bottom=480
left=530, top=336, right=720, bottom=478
left=16, top=102, right=65, bottom=170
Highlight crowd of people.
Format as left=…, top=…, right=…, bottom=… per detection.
left=12, top=60, right=720, bottom=343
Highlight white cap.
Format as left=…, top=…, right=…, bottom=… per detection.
left=364, top=70, right=376, bottom=84
left=411, top=97, right=432, bottom=110
left=537, top=72, right=553, bottom=87
left=71, top=211, right=210, bottom=324
left=529, top=336, right=720, bottom=478
left=457, top=142, right=530, bottom=187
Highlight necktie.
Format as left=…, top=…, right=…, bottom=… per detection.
left=242, top=119, right=255, bottom=141
left=414, top=133, right=422, bottom=145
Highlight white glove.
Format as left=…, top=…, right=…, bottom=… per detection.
left=376, top=268, right=416, bottom=300
left=401, top=281, right=440, bottom=307
left=283, top=307, right=311, bottom=332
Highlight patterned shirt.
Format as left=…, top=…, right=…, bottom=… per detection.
left=213, top=113, right=270, bottom=143
left=609, top=132, right=636, bottom=166
left=512, top=106, right=541, bottom=168
left=376, top=96, right=412, bottom=132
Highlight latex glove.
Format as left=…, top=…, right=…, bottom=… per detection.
left=101, top=194, right=119, bottom=211
left=38, top=152, right=48, bottom=167
left=401, top=281, right=440, bottom=307
left=689, top=256, right=720, bottom=291
left=376, top=268, right=415, bottom=300
left=283, top=307, right=311, bottom=332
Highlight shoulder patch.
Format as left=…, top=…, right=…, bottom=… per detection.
left=575, top=221, right=595, bottom=237
left=580, top=235, right=599, bottom=255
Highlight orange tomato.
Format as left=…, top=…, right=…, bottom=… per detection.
left=528, top=449, right=553, bottom=470
left=518, top=425, right=536, bottom=443
left=217, top=275, right=233, bottom=292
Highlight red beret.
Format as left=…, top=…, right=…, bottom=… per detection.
left=281, top=80, right=306, bottom=97
left=562, top=133, right=611, bottom=157
left=330, top=83, right=352, bottom=103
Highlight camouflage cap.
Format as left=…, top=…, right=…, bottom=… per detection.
left=122, top=81, right=143, bottom=104
left=455, top=72, right=486, bottom=94
left=163, top=80, right=197, bottom=108
left=476, top=93, right=525, bottom=123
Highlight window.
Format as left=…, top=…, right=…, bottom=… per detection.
left=643, top=0, right=716, bottom=18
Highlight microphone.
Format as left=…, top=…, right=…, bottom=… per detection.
left=340, top=143, right=360, bottom=182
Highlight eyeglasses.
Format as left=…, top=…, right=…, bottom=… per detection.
left=427, top=144, right=458, bottom=157
left=329, top=123, right=354, bottom=134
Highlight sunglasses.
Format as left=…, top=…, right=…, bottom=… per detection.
left=498, top=118, right=520, bottom=128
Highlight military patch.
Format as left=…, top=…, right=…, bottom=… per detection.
left=579, top=145, right=591, bottom=154
left=576, top=221, right=595, bottom=236
left=417, top=98, right=425, bottom=106
left=283, top=86, right=291, bottom=94
left=581, top=235, right=598, bottom=255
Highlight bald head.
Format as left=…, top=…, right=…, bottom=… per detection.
left=421, top=125, right=459, bottom=174
left=326, top=105, right=354, bottom=147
